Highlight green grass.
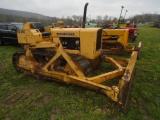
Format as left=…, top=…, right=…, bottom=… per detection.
left=0, top=26, right=160, bottom=119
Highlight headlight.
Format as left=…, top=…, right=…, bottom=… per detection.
left=75, top=40, right=80, bottom=46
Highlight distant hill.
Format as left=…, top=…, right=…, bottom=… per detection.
left=0, top=8, right=48, bottom=19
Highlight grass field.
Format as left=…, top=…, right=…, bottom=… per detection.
left=0, top=26, right=160, bottom=120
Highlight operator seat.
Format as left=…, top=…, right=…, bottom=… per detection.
left=30, top=22, right=51, bottom=36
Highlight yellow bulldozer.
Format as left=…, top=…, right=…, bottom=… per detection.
left=102, top=28, right=141, bottom=55
left=12, top=3, right=141, bottom=112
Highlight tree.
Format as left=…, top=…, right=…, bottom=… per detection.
left=72, top=15, right=82, bottom=25
left=103, top=15, right=108, bottom=21
left=96, top=16, right=102, bottom=22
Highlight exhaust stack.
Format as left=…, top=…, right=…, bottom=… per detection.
left=82, top=3, right=89, bottom=28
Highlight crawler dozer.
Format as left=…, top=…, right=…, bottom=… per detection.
left=102, top=29, right=141, bottom=55
left=12, top=3, right=141, bottom=112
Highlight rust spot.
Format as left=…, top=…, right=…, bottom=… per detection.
left=124, top=74, right=129, bottom=80
left=119, top=101, right=123, bottom=104
left=126, top=69, right=130, bottom=74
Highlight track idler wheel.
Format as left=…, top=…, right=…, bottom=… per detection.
left=128, top=36, right=135, bottom=42
left=118, top=68, right=135, bottom=113
left=12, top=51, right=26, bottom=73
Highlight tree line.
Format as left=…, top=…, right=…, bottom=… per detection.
left=128, top=14, right=160, bottom=24
left=0, top=13, right=160, bottom=27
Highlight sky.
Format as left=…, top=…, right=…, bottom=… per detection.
left=0, top=0, right=160, bottom=19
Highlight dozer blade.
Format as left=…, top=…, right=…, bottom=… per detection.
left=117, top=50, right=138, bottom=112
left=118, top=68, right=135, bottom=113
